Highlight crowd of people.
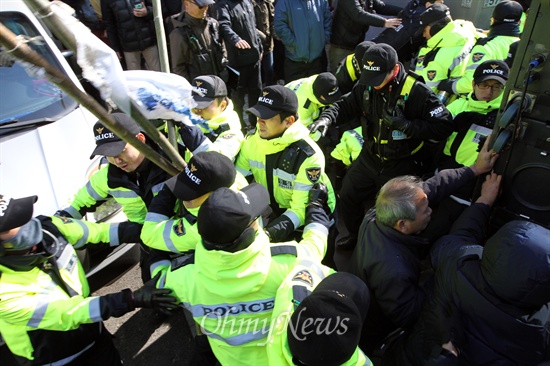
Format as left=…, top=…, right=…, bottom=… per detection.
left=2, top=0, right=550, bottom=365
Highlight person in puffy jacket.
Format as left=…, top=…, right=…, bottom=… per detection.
left=389, top=208, right=550, bottom=365
left=101, top=0, right=160, bottom=70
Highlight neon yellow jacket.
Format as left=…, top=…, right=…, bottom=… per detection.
left=63, top=162, right=166, bottom=224
left=331, top=127, right=364, bottom=166
left=0, top=216, right=132, bottom=363
left=141, top=172, right=249, bottom=253
left=164, top=220, right=328, bottom=365
left=286, top=75, right=327, bottom=128
left=181, top=100, right=245, bottom=162
left=443, top=93, right=502, bottom=167
left=453, top=34, right=519, bottom=95
left=235, top=122, right=336, bottom=242
left=415, top=19, right=478, bottom=92
left=266, top=260, right=374, bottom=365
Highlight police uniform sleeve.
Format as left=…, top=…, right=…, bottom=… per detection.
left=49, top=215, right=140, bottom=248
left=404, top=83, right=453, bottom=141
left=319, top=84, right=365, bottom=127
left=141, top=186, right=202, bottom=253
left=235, top=136, right=254, bottom=180
left=452, top=43, right=486, bottom=95
left=62, top=165, right=111, bottom=219
left=264, top=153, right=326, bottom=242
left=196, top=128, right=244, bottom=162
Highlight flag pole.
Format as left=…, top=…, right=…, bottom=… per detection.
left=0, top=22, right=180, bottom=176
left=151, top=0, right=179, bottom=149
left=22, top=0, right=186, bottom=171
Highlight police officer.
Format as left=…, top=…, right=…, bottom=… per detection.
left=413, top=3, right=478, bottom=97
left=141, top=151, right=245, bottom=255
left=285, top=72, right=342, bottom=136
left=425, top=60, right=509, bottom=241
left=159, top=183, right=331, bottom=365
left=176, top=75, right=244, bottom=162
left=0, top=194, right=175, bottom=365
left=309, top=43, right=453, bottom=249
left=268, top=270, right=373, bottom=366
left=236, top=85, right=337, bottom=243
left=335, top=41, right=375, bottom=95
left=438, top=0, right=522, bottom=96
left=57, top=113, right=173, bottom=282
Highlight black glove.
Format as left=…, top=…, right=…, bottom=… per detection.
left=308, top=117, right=331, bottom=138
left=382, top=106, right=412, bottom=134
left=132, top=273, right=177, bottom=315
left=117, top=222, right=143, bottom=245
left=54, top=209, right=72, bottom=218
left=438, top=79, right=454, bottom=94
left=178, top=123, right=208, bottom=152
left=307, top=183, right=328, bottom=210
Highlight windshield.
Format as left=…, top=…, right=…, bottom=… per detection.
left=0, top=11, right=76, bottom=127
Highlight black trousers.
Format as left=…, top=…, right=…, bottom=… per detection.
left=283, top=52, right=327, bottom=83
left=232, top=61, right=262, bottom=129
left=68, top=326, right=121, bottom=366
left=339, top=151, right=425, bottom=238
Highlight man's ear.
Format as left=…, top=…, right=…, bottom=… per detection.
left=394, top=219, right=408, bottom=234
left=283, top=115, right=296, bottom=127
left=136, top=132, right=146, bottom=143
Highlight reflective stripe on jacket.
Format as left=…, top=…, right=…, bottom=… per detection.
left=164, top=221, right=328, bottom=365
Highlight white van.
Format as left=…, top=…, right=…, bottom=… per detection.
left=0, top=0, right=138, bottom=277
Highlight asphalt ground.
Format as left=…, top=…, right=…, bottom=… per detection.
left=93, top=264, right=194, bottom=365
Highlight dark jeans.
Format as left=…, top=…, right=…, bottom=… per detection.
left=232, top=61, right=262, bottom=129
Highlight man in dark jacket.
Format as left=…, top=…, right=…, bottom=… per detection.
left=329, top=0, right=401, bottom=73
left=348, top=142, right=499, bottom=355
left=372, top=0, right=444, bottom=63
left=253, top=0, right=275, bottom=86
left=216, top=0, right=263, bottom=131
left=101, top=0, right=160, bottom=70
left=168, top=0, right=227, bottom=82
left=390, top=202, right=550, bottom=365
left=310, top=43, right=454, bottom=250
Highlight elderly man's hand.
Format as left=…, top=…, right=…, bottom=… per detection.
left=472, top=136, right=499, bottom=175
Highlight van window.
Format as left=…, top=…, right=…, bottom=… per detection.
left=0, top=11, right=77, bottom=131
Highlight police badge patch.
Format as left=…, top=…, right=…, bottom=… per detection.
left=305, top=167, right=321, bottom=183
left=472, top=53, right=485, bottom=62
left=173, top=219, right=185, bottom=236
left=57, top=216, right=73, bottom=224
left=292, top=270, right=313, bottom=286
left=427, top=70, right=436, bottom=80
left=417, top=55, right=425, bottom=64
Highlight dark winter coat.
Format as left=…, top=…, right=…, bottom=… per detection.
left=331, top=0, right=401, bottom=50
left=349, top=166, right=477, bottom=349
left=216, top=0, right=262, bottom=67
left=101, top=0, right=157, bottom=52
left=401, top=219, right=550, bottom=365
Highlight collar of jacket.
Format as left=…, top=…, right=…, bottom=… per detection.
left=194, top=230, right=272, bottom=295
left=251, top=120, right=310, bottom=153
left=373, top=218, right=431, bottom=248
